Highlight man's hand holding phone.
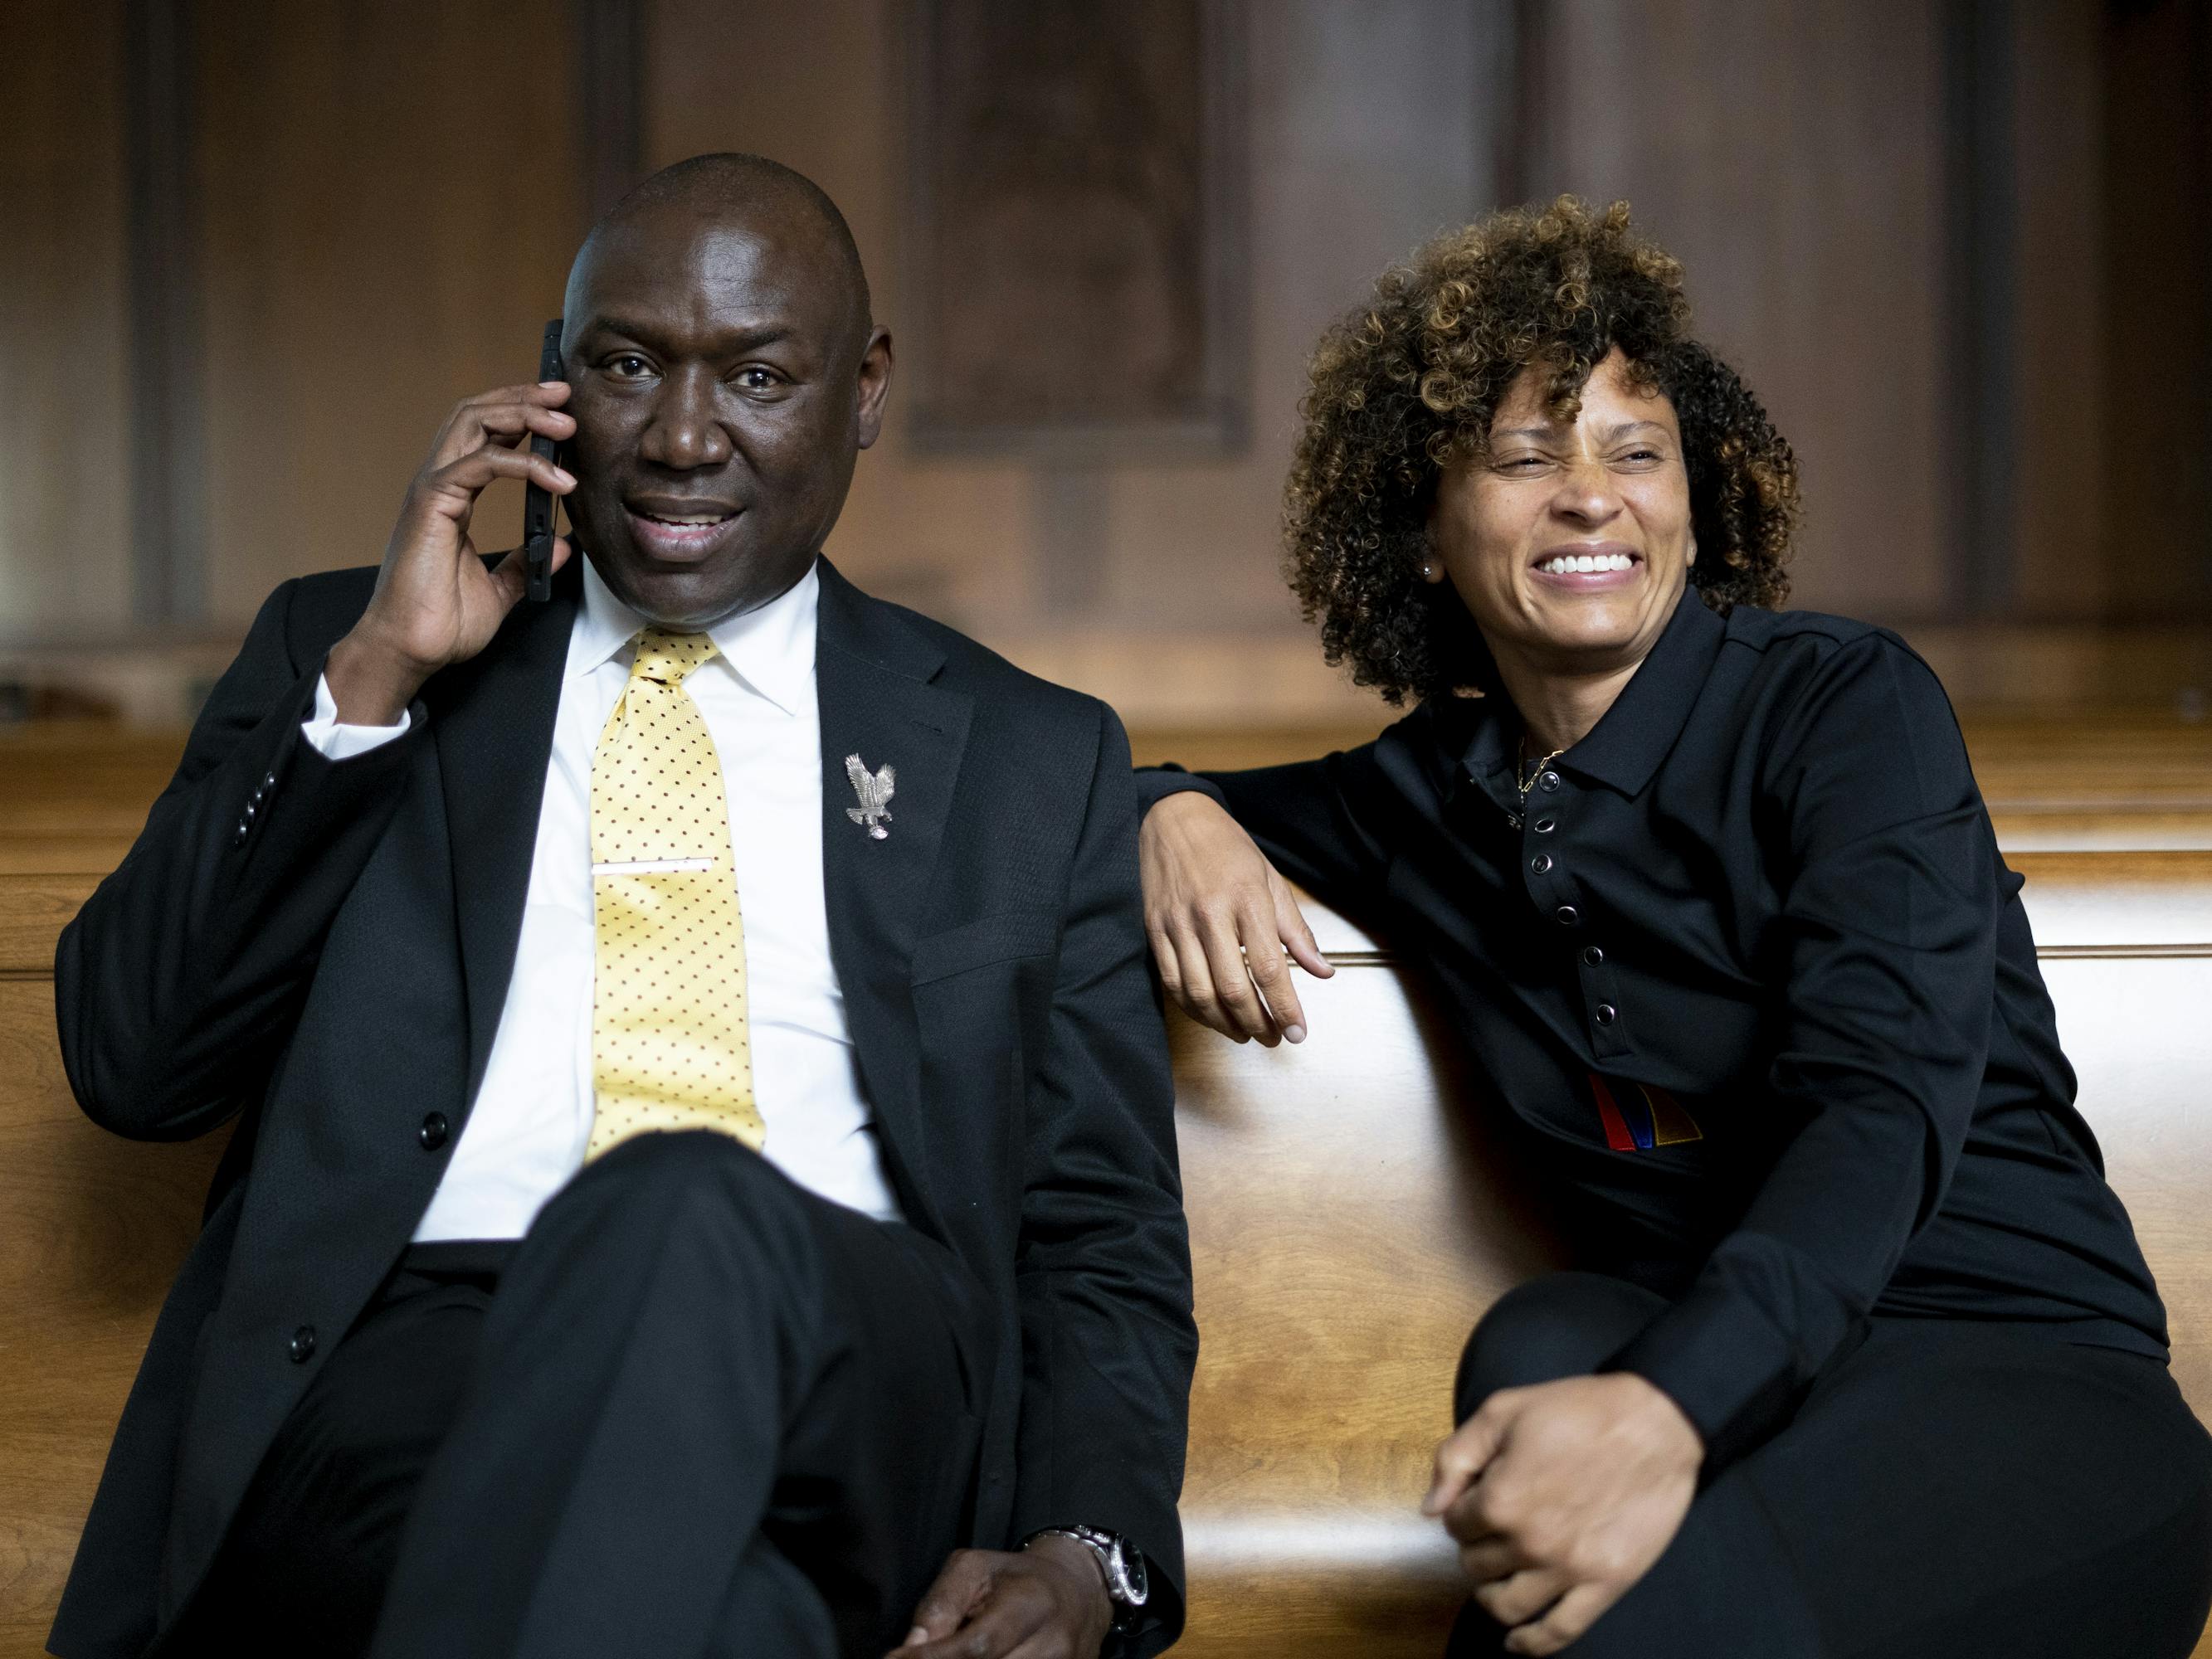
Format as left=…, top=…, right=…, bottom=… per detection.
left=324, top=380, right=576, bottom=725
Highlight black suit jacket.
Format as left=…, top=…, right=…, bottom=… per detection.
left=48, top=556, right=1196, bottom=1658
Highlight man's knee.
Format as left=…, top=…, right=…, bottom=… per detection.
left=1454, top=1272, right=1666, bottom=1423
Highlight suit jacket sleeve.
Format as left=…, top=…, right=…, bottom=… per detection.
left=1016, top=706, right=1198, bottom=1657
left=55, top=578, right=426, bottom=1141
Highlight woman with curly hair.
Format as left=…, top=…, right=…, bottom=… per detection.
left=1138, top=199, right=2212, bottom=1657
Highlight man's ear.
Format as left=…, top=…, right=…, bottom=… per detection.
left=1685, top=532, right=1698, bottom=568
left=855, top=325, right=894, bottom=450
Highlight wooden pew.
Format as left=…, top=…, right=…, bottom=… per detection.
left=2, top=713, right=2209, bottom=1656
left=3, top=854, right=2207, bottom=1657
left=7, top=709, right=2211, bottom=858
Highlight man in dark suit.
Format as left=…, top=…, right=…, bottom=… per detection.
left=48, top=153, right=1194, bottom=1659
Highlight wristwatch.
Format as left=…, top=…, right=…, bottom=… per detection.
left=1022, top=1523, right=1149, bottom=1632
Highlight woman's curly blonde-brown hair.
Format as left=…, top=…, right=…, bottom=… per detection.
left=1284, top=197, right=1800, bottom=703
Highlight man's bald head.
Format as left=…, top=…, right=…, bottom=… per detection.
left=567, top=153, right=872, bottom=360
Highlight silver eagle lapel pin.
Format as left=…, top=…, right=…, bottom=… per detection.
left=844, top=753, right=895, bottom=839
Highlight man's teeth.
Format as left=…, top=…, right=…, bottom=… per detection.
left=1539, top=552, right=1635, bottom=576
left=642, top=512, right=731, bottom=526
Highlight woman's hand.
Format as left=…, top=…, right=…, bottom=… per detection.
left=1139, top=791, right=1333, bottom=1044
left=1424, top=1373, right=1703, bottom=1655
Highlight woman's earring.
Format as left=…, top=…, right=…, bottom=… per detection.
left=1419, top=560, right=1438, bottom=581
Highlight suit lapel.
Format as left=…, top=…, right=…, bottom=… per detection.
left=813, top=558, right=973, bottom=1216
left=431, top=560, right=578, bottom=1109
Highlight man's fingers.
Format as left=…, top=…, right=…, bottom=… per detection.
left=429, top=382, right=571, bottom=466
left=895, top=1578, right=1047, bottom=1659
left=1503, top=1579, right=1619, bottom=1657
left=465, top=401, right=577, bottom=454
left=902, top=1550, right=996, bottom=1645
left=422, top=444, right=574, bottom=508
left=485, top=537, right=572, bottom=609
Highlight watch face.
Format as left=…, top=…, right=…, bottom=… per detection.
left=1114, top=1540, right=1149, bottom=1606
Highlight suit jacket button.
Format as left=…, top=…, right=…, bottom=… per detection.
left=1554, top=905, right=1580, bottom=927
left=1593, top=1003, right=1618, bottom=1027
left=288, top=1326, right=318, bottom=1364
left=419, top=1112, right=450, bottom=1151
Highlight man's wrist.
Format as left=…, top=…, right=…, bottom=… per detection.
left=1021, top=1525, right=1146, bottom=1633
left=1023, top=1530, right=1113, bottom=1603
left=324, top=629, right=430, bottom=727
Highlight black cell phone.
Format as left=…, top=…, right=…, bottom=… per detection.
left=522, top=318, right=564, bottom=602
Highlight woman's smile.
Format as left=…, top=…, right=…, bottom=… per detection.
left=1532, top=543, right=1642, bottom=585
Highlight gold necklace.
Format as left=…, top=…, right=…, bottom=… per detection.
left=1518, top=736, right=1566, bottom=799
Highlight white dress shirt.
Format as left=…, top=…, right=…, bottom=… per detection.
left=302, top=558, right=904, bottom=1238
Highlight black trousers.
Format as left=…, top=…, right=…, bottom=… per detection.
left=175, top=1131, right=992, bottom=1659
left=1445, top=1272, right=2212, bottom=1659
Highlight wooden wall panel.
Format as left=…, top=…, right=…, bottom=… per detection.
left=0, top=0, right=133, bottom=640
left=2011, top=1, right=2108, bottom=619
left=1529, top=0, right=1950, bottom=622
left=193, top=2, right=584, bottom=626
left=643, top=0, right=1034, bottom=626
left=2102, top=0, right=2212, bottom=624
left=641, top=0, right=1489, bottom=653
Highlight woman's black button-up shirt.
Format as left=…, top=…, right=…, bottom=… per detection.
left=1139, top=591, right=2167, bottom=1457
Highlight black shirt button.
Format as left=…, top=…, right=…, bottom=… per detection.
left=1537, top=771, right=1562, bottom=792
left=1531, top=854, right=1553, bottom=875
left=264, top=771, right=278, bottom=790
left=288, top=1326, right=318, bottom=1364
left=1533, top=816, right=1557, bottom=834
left=233, top=820, right=251, bottom=846
left=1582, top=945, right=1605, bottom=966
left=418, top=1112, right=450, bottom=1151
left=1594, top=1003, right=1618, bottom=1026
left=242, top=799, right=256, bottom=820
left=1555, top=905, right=1579, bottom=927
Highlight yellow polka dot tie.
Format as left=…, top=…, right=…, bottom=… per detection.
left=587, top=629, right=764, bottom=1157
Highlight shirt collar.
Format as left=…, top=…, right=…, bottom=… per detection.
left=571, top=554, right=819, bottom=717
left=1451, top=586, right=1728, bottom=803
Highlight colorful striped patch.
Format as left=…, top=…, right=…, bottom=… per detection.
left=1589, top=1074, right=1703, bottom=1151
